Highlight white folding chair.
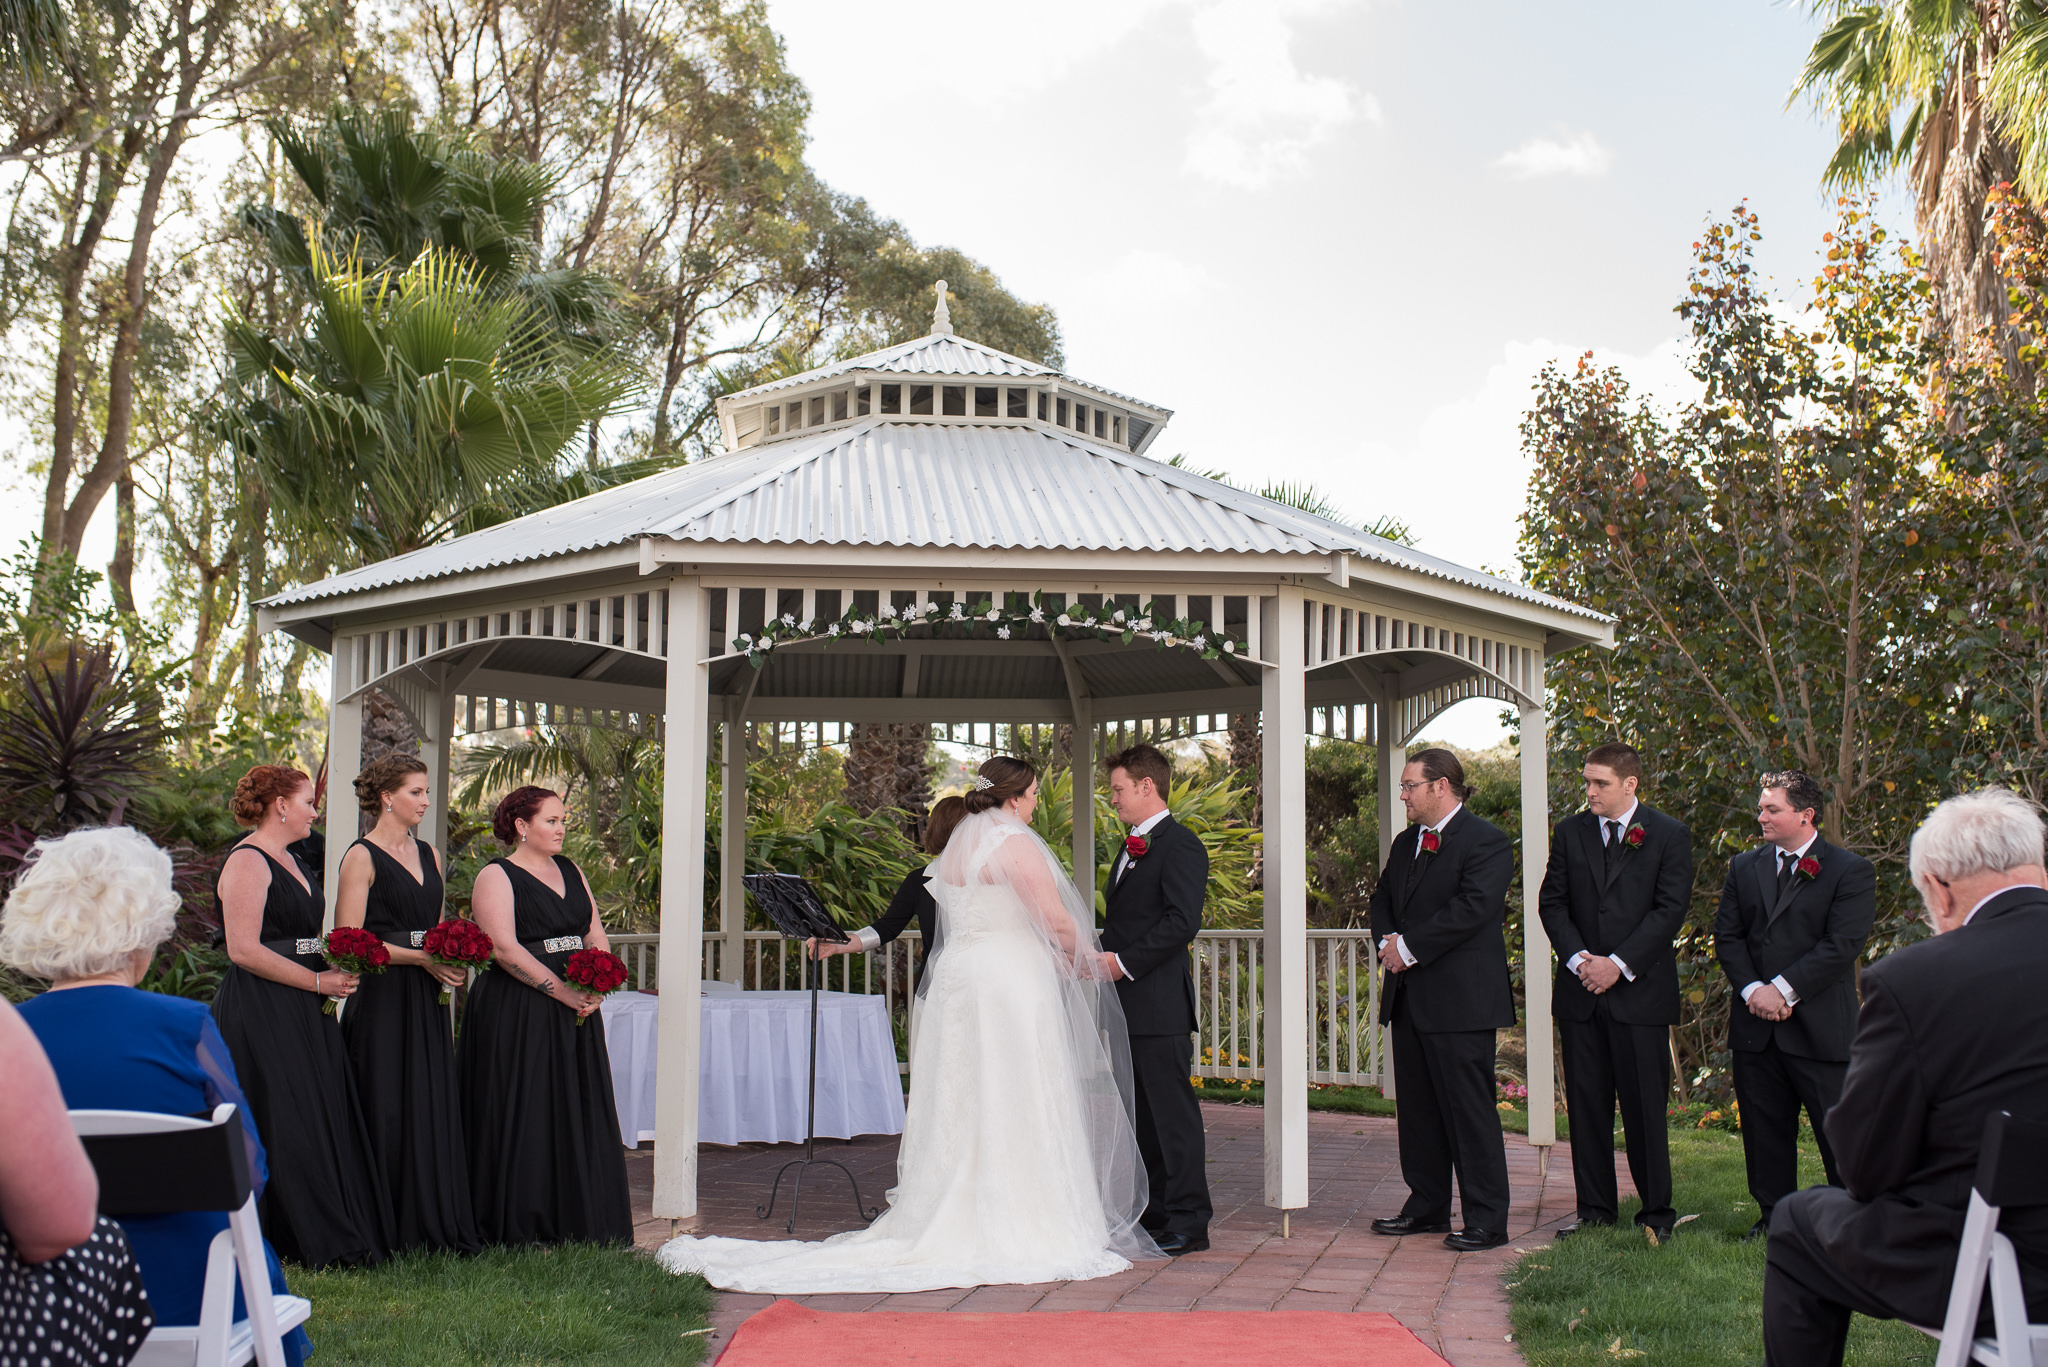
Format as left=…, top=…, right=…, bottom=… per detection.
left=70, top=1105, right=312, bottom=1367
left=1916, top=1110, right=2048, bottom=1367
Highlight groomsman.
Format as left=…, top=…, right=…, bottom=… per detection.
left=1369, top=748, right=1517, bottom=1251
left=1537, top=742, right=1693, bottom=1239
left=1713, top=770, right=1875, bottom=1238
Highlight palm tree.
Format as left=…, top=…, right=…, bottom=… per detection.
left=1788, top=1, right=2048, bottom=364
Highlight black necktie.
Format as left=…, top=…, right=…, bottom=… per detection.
left=1602, top=819, right=1622, bottom=875
left=1404, top=830, right=1431, bottom=893
left=1776, top=850, right=1794, bottom=896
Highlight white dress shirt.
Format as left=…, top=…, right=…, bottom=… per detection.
left=1382, top=804, right=1462, bottom=967
left=1109, top=808, right=1172, bottom=979
left=1567, top=798, right=1641, bottom=982
left=1741, top=831, right=1819, bottom=1007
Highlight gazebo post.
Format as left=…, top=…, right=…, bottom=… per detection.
left=1376, top=689, right=1401, bottom=1100
left=1070, top=701, right=1095, bottom=895
left=1261, top=588, right=1309, bottom=1216
left=323, top=648, right=363, bottom=927
left=653, top=577, right=710, bottom=1219
left=718, top=700, right=747, bottom=984
left=420, top=683, right=452, bottom=854
left=1519, top=692, right=1556, bottom=1151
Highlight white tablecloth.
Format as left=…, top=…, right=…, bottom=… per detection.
left=602, top=990, right=906, bottom=1147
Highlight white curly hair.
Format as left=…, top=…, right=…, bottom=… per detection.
left=0, top=826, right=181, bottom=982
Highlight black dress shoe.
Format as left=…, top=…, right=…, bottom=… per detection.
left=1153, top=1231, right=1210, bottom=1255
left=1742, top=1218, right=1770, bottom=1242
left=1554, top=1218, right=1615, bottom=1238
left=1371, top=1215, right=1452, bottom=1236
left=1444, top=1227, right=1511, bottom=1252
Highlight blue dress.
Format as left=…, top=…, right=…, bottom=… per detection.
left=20, top=986, right=314, bottom=1366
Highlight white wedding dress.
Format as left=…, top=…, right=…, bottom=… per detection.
left=658, top=810, right=1158, bottom=1293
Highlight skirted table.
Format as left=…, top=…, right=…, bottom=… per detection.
left=602, top=988, right=906, bottom=1147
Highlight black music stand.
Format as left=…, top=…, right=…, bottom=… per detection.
left=742, top=871, right=882, bottom=1234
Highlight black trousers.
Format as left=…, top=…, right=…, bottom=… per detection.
left=1734, top=1039, right=1846, bottom=1220
left=1762, top=1188, right=1949, bottom=1367
left=1128, top=1032, right=1211, bottom=1239
left=1390, top=1012, right=1510, bottom=1230
left=1561, top=1005, right=1674, bottom=1226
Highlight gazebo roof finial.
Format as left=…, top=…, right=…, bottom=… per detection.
left=930, top=278, right=953, bottom=336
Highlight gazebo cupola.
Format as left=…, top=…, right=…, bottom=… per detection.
left=715, top=282, right=1171, bottom=456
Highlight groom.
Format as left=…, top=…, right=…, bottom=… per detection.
left=1097, top=742, right=1213, bottom=1255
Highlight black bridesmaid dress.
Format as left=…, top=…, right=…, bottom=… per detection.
left=210, top=843, right=393, bottom=1268
left=459, top=855, right=633, bottom=1247
left=339, top=838, right=481, bottom=1255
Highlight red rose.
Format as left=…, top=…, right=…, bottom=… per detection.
left=561, top=948, right=629, bottom=1026
left=320, top=926, right=390, bottom=1017
left=1419, top=829, right=1441, bottom=854
left=1125, top=835, right=1149, bottom=860
left=1625, top=823, right=1646, bottom=848
left=421, top=917, right=494, bottom=969
left=1796, top=856, right=1821, bottom=881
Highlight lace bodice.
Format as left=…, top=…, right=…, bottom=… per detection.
left=931, top=879, right=1037, bottom=949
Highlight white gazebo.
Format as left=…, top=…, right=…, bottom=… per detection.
left=259, top=289, right=1613, bottom=1224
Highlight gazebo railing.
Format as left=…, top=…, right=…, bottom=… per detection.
left=605, top=928, right=1386, bottom=1088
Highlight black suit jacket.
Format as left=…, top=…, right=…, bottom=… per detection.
left=1099, top=815, right=1207, bottom=1036
left=1367, top=807, right=1516, bottom=1033
left=1817, top=887, right=2048, bottom=1318
left=1538, top=804, right=1695, bottom=1025
left=866, top=865, right=938, bottom=984
left=1713, top=835, right=1876, bottom=1061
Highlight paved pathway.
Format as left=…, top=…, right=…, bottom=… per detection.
left=627, top=1103, right=1634, bottom=1366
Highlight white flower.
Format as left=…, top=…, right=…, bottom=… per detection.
left=1223, top=639, right=1236, bottom=654
left=780, top=613, right=795, bottom=627
left=1029, top=607, right=1044, bottom=623
left=827, top=623, right=841, bottom=637
left=738, top=633, right=752, bottom=645
left=986, top=609, right=1001, bottom=622
left=948, top=603, right=965, bottom=620
left=1136, top=616, right=1152, bottom=631
left=923, top=602, right=940, bottom=616
left=1056, top=613, right=1071, bottom=627
left=996, top=626, right=1011, bottom=640
left=1192, top=634, right=1207, bottom=651
left=800, top=618, right=815, bottom=633
left=879, top=603, right=898, bottom=620
left=1112, top=609, right=1126, bottom=624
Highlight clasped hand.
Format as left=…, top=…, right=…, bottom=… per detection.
left=1747, top=983, right=1793, bottom=1022
left=1577, top=956, right=1622, bottom=994
left=1377, top=937, right=1408, bottom=973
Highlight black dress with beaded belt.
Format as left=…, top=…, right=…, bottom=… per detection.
left=457, top=854, right=631, bottom=1246
left=339, top=837, right=481, bottom=1254
left=210, top=842, right=393, bottom=1267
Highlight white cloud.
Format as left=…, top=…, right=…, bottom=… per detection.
left=1493, top=130, right=1614, bottom=181
left=1183, top=0, right=1373, bottom=189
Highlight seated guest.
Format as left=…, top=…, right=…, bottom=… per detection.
left=1763, top=788, right=2048, bottom=1366
left=1, top=827, right=312, bottom=1367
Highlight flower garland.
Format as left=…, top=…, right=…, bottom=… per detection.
left=730, top=592, right=1247, bottom=669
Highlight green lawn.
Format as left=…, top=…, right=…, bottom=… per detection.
left=1506, top=1129, right=1936, bottom=1365
left=288, top=1244, right=715, bottom=1366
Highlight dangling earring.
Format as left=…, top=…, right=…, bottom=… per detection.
left=520, top=833, right=527, bottom=842
left=384, top=801, right=391, bottom=812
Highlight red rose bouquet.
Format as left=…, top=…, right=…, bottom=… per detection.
left=560, top=947, right=628, bottom=1025
left=321, top=926, right=390, bottom=1015
left=421, top=918, right=494, bottom=1004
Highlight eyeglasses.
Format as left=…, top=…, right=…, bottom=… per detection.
left=1397, top=779, right=1440, bottom=795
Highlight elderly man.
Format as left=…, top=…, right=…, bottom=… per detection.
left=1761, top=788, right=2048, bottom=1366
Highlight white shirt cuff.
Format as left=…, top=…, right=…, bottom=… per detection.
left=852, top=926, right=881, bottom=952
left=1383, top=935, right=1415, bottom=967
left=1610, top=954, right=1634, bottom=981
left=1772, top=974, right=1798, bottom=1005
left=1740, top=980, right=1764, bottom=1003
left=1112, top=953, right=1130, bottom=978
left=1566, top=951, right=1587, bottom=973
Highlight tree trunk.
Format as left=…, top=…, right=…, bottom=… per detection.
left=843, top=722, right=934, bottom=840
left=1229, top=711, right=1262, bottom=826
left=358, top=686, right=422, bottom=837
left=107, top=466, right=137, bottom=616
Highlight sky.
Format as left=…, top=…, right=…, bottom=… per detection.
left=12, top=2, right=1883, bottom=750
left=763, top=0, right=1877, bottom=746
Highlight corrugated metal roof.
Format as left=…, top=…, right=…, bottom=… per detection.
left=726, top=332, right=1167, bottom=415
left=260, top=419, right=1607, bottom=626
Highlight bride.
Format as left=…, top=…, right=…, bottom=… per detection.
left=658, top=756, right=1161, bottom=1292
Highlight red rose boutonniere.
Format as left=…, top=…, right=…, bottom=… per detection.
left=1624, top=823, right=1646, bottom=849
left=1796, top=856, right=1821, bottom=882
left=1419, top=829, right=1441, bottom=854
left=1125, top=835, right=1149, bottom=860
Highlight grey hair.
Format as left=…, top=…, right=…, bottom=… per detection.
left=1909, top=789, right=2047, bottom=890
left=0, top=827, right=180, bottom=982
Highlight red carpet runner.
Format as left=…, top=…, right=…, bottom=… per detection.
left=713, top=1299, right=1454, bottom=1365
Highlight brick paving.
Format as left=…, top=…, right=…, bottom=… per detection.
left=627, top=1103, right=1638, bottom=1366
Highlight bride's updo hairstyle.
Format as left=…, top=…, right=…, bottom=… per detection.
left=962, top=756, right=1037, bottom=815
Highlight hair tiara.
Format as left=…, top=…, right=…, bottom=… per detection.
left=972, top=774, right=995, bottom=791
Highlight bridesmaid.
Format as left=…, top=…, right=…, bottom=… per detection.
left=212, top=764, right=393, bottom=1268
left=459, top=786, right=632, bottom=1246
left=334, top=756, right=481, bottom=1256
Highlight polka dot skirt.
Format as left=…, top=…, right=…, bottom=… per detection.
left=0, top=1217, right=153, bottom=1367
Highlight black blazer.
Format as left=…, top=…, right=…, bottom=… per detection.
left=1099, top=815, right=1207, bottom=1036
left=866, top=865, right=938, bottom=984
left=1537, top=804, right=1695, bottom=1025
left=1820, top=887, right=2048, bottom=1319
left=1367, top=807, right=1516, bottom=1033
left=1712, top=835, right=1876, bottom=1061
